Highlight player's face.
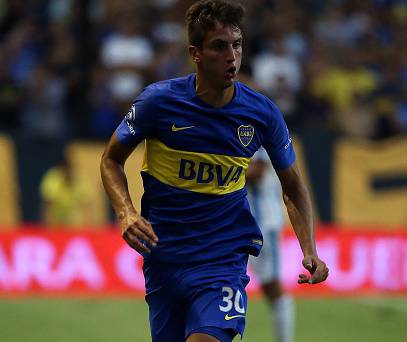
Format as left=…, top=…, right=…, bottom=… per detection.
left=194, top=22, right=242, bottom=89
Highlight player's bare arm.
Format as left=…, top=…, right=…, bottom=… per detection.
left=100, top=133, right=158, bottom=253
left=276, top=162, right=329, bottom=285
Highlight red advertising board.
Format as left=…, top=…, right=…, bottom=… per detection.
left=0, top=227, right=406, bottom=296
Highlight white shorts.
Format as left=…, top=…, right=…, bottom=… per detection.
left=249, top=230, right=281, bottom=284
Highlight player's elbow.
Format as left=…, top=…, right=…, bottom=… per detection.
left=100, top=149, right=117, bottom=179
left=282, top=193, right=290, bottom=206
left=100, top=149, right=110, bottom=172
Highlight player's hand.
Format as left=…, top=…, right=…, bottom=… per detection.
left=120, top=212, right=158, bottom=254
left=298, top=255, right=329, bottom=285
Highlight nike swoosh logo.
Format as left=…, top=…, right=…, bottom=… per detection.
left=224, top=314, right=245, bottom=321
left=171, top=124, right=195, bottom=132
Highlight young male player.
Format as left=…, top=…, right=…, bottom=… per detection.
left=100, top=1, right=328, bottom=341
left=246, top=148, right=294, bottom=342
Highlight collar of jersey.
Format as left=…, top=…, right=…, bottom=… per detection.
left=187, top=73, right=240, bottom=110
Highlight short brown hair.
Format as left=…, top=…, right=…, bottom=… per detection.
left=185, top=0, right=245, bottom=48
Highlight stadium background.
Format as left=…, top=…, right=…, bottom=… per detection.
left=0, top=0, right=406, bottom=341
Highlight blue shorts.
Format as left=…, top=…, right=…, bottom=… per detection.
left=143, top=252, right=250, bottom=342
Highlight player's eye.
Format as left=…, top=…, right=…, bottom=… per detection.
left=213, top=43, right=224, bottom=51
left=233, top=41, right=242, bottom=49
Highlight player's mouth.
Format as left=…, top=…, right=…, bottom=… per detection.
left=225, top=66, right=237, bottom=79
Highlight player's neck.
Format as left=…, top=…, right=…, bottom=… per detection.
left=195, top=74, right=235, bottom=108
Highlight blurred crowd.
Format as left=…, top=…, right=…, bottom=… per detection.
left=0, top=0, right=406, bottom=142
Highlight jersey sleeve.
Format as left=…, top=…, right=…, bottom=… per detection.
left=262, top=101, right=296, bottom=170
left=115, top=88, right=158, bottom=147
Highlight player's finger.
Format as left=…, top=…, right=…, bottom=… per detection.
left=123, top=231, right=151, bottom=254
left=311, top=264, right=329, bottom=284
left=302, top=257, right=315, bottom=273
left=125, top=236, right=151, bottom=254
left=304, top=262, right=315, bottom=273
left=298, top=274, right=310, bottom=284
left=137, top=219, right=159, bottom=244
left=310, top=270, right=323, bottom=284
left=321, top=266, right=329, bottom=281
left=305, top=263, right=314, bottom=272
left=128, top=226, right=156, bottom=247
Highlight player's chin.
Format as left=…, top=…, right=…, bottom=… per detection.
left=223, top=80, right=234, bottom=88
left=222, top=77, right=235, bottom=88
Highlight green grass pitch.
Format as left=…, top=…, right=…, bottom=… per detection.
left=0, top=297, right=406, bottom=341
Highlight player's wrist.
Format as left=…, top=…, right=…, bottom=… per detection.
left=117, top=204, right=138, bottom=218
left=117, top=207, right=139, bottom=230
left=302, top=248, right=318, bottom=258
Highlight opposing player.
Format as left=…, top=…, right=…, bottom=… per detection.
left=100, top=1, right=328, bottom=341
left=246, top=148, right=294, bottom=342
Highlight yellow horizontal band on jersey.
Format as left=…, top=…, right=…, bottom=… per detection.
left=141, top=139, right=250, bottom=195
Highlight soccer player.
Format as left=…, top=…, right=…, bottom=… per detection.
left=100, top=1, right=329, bottom=342
left=246, top=148, right=294, bottom=342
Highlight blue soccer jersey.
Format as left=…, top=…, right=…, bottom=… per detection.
left=116, top=74, right=295, bottom=263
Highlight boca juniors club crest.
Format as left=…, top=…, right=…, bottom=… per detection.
left=237, top=125, right=254, bottom=147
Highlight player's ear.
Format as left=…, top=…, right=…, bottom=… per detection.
left=188, top=45, right=201, bottom=64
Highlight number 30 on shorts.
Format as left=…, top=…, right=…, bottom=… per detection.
left=219, top=286, right=245, bottom=314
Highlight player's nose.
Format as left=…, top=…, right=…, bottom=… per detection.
left=225, top=44, right=236, bottom=63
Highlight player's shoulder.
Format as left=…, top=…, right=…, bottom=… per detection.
left=127, top=75, right=192, bottom=125
left=237, top=81, right=282, bottom=118
left=140, top=74, right=192, bottom=102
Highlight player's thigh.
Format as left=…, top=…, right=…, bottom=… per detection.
left=145, top=287, right=186, bottom=342
left=187, top=332, right=221, bottom=342
left=187, top=327, right=237, bottom=342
